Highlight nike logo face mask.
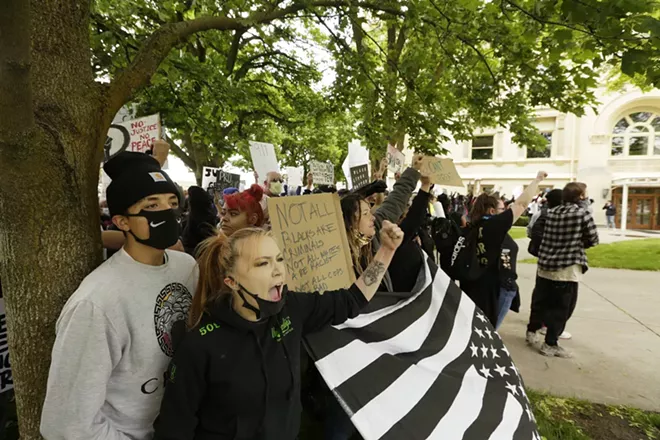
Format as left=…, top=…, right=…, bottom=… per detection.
left=125, top=208, right=180, bottom=250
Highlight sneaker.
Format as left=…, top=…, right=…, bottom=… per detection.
left=540, top=327, right=572, bottom=340
left=540, top=343, right=572, bottom=358
left=526, top=331, right=538, bottom=345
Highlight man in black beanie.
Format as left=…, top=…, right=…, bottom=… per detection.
left=41, top=152, right=198, bottom=440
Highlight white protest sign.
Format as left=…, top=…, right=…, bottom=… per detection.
left=387, top=144, right=405, bottom=173
left=310, top=161, right=334, bottom=186
left=0, top=294, right=13, bottom=394
left=284, top=166, right=304, bottom=188
left=343, top=140, right=370, bottom=187
left=249, top=141, right=280, bottom=181
left=104, top=114, right=161, bottom=161
left=202, top=166, right=221, bottom=193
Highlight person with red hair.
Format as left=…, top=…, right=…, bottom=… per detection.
left=220, top=184, right=265, bottom=236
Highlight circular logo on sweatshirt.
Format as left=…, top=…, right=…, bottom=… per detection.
left=154, top=283, right=192, bottom=357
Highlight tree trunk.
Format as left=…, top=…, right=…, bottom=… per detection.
left=0, top=1, right=104, bottom=438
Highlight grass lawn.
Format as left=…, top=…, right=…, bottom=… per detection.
left=521, top=239, right=660, bottom=271
left=528, top=389, right=660, bottom=440
left=509, top=226, right=528, bottom=240
left=301, top=390, right=660, bottom=439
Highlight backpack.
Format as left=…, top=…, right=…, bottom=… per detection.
left=449, top=226, right=488, bottom=283
left=431, top=217, right=462, bottom=276
left=433, top=217, right=486, bottom=282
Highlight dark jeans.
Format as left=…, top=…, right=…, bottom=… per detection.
left=527, top=276, right=578, bottom=346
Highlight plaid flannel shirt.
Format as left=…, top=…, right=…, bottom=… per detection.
left=538, top=203, right=599, bottom=273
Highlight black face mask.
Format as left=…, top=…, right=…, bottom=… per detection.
left=236, top=283, right=286, bottom=320
left=125, top=208, right=180, bottom=250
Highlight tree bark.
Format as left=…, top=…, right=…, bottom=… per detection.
left=0, top=1, right=406, bottom=437
left=0, top=1, right=103, bottom=438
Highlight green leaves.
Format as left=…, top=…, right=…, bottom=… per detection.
left=91, top=0, right=660, bottom=169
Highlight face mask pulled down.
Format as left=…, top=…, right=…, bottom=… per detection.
left=126, top=209, right=180, bottom=250
left=236, top=283, right=286, bottom=320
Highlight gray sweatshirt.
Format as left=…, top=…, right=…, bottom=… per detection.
left=41, top=249, right=198, bottom=440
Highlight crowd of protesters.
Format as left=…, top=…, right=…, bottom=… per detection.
left=15, top=138, right=600, bottom=440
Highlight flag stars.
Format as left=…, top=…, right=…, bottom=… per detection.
left=509, top=365, right=519, bottom=377
left=476, top=313, right=488, bottom=323
left=489, top=345, right=500, bottom=359
left=518, top=385, right=526, bottom=396
left=501, top=346, right=510, bottom=357
left=484, top=328, right=493, bottom=339
left=474, top=327, right=484, bottom=338
left=505, top=382, right=519, bottom=395
left=480, top=344, right=489, bottom=358
left=470, top=342, right=479, bottom=358
left=479, top=365, right=492, bottom=378
left=494, top=364, right=509, bottom=377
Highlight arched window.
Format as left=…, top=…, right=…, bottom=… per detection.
left=611, top=112, right=660, bottom=156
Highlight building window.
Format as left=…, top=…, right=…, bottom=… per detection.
left=471, top=136, right=494, bottom=160
left=527, top=132, right=552, bottom=158
left=611, top=112, right=660, bottom=156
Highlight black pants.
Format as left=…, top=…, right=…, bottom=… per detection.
left=527, top=276, right=578, bottom=346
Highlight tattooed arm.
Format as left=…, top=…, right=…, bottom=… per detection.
left=355, top=220, right=404, bottom=302
left=290, top=221, right=403, bottom=333
left=355, top=254, right=393, bottom=302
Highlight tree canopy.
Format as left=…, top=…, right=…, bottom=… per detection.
left=93, top=0, right=660, bottom=168
left=1, top=1, right=659, bottom=438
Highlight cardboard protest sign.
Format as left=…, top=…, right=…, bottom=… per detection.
left=202, top=167, right=220, bottom=194
left=268, top=194, right=355, bottom=293
left=350, top=164, right=370, bottom=189
left=249, top=141, right=280, bottom=181
left=387, top=144, right=405, bottom=173
left=104, top=114, right=161, bottom=161
left=0, top=293, right=13, bottom=394
left=284, top=166, right=304, bottom=188
left=216, top=170, right=241, bottom=194
left=420, top=157, right=464, bottom=187
left=310, top=161, right=334, bottom=186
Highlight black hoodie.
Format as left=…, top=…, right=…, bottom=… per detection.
left=153, top=285, right=367, bottom=440
left=181, top=186, right=218, bottom=256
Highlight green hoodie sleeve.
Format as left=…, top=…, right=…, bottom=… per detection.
left=153, top=335, right=207, bottom=440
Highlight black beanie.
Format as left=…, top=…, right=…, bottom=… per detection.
left=104, top=152, right=180, bottom=216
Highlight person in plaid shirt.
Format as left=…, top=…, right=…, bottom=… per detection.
left=526, top=182, right=599, bottom=358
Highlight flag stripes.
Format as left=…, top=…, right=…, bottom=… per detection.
left=333, top=278, right=462, bottom=418
left=304, top=256, right=540, bottom=440
left=426, top=365, right=488, bottom=439
left=379, top=320, right=479, bottom=439
left=349, top=294, right=476, bottom=439
left=334, top=259, right=433, bottom=331
left=462, top=374, right=510, bottom=439
left=488, top=393, right=525, bottom=440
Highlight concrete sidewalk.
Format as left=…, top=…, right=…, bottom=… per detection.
left=499, top=263, right=660, bottom=411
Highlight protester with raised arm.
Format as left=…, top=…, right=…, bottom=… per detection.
left=153, top=221, right=404, bottom=440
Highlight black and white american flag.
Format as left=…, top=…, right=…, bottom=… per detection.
left=304, top=255, right=541, bottom=440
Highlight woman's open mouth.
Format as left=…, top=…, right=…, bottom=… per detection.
left=268, top=284, right=283, bottom=301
